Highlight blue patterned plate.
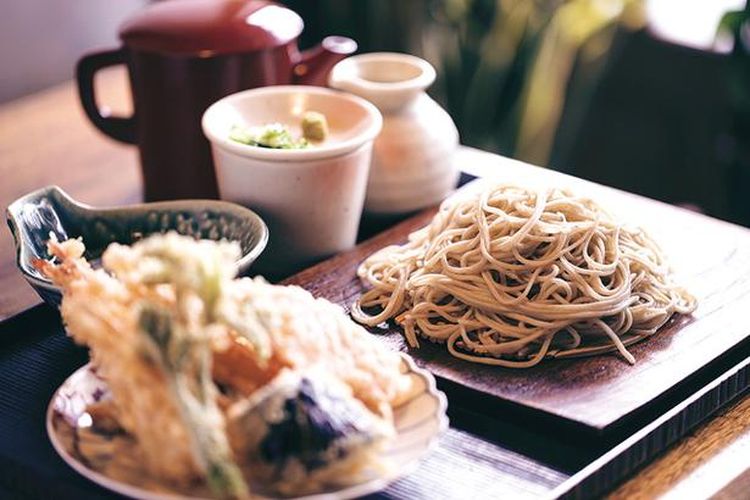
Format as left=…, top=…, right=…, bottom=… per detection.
left=6, top=186, right=268, bottom=307
left=47, top=354, right=448, bottom=499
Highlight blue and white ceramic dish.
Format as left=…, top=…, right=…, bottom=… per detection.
left=47, top=354, right=448, bottom=499
left=7, top=186, right=268, bottom=307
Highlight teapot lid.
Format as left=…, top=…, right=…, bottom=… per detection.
left=120, top=0, right=303, bottom=56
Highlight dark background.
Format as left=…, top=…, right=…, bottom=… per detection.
left=286, top=0, right=749, bottom=226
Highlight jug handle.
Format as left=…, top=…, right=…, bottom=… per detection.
left=293, top=36, right=357, bottom=86
left=76, top=48, right=136, bottom=144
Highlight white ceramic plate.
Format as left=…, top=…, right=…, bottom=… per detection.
left=47, top=354, right=448, bottom=500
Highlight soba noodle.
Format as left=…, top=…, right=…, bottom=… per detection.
left=351, top=185, right=696, bottom=367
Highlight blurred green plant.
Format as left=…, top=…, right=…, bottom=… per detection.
left=423, top=0, right=647, bottom=165
left=718, top=4, right=750, bottom=224
left=513, top=0, right=645, bottom=164
left=719, top=4, right=750, bottom=131
left=287, top=0, right=645, bottom=167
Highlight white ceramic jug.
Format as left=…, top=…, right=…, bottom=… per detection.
left=329, top=53, right=459, bottom=214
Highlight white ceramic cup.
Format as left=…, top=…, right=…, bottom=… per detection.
left=202, top=85, right=382, bottom=276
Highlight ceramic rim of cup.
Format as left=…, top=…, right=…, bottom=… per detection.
left=328, top=52, right=437, bottom=96
left=202, top=85, right=383, bottom=162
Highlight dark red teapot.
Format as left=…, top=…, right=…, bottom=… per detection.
left=77, top=0, right=356, bottom=201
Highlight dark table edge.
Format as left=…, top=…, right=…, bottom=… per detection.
left=552, top=356, right=750, bottom=499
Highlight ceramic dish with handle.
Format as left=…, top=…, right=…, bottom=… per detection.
left=6, top=185, right=268, bottom=307
left=47, top=353, right=448, bottom=499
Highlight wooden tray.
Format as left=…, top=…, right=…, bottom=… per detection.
left=284, top=173, right=750, bottom=439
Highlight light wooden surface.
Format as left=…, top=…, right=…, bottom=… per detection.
left=0, top=70, right=748, bottom=498
left=0, top=68, right=140, bottom=321
left=610, top=393, right=750, bottom=499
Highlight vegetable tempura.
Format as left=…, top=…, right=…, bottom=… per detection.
left=37, top=233, right=412, bottom=498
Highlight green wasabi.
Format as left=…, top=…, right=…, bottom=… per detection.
left=229, top=123, right=309, bottom=149
left=230, top=111, right=329, bottom=149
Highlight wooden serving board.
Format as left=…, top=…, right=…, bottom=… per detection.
left=284, top=160, right=750, bottom=437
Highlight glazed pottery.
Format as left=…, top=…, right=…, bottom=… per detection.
left=76, top=0, right=356, bottom=201
left=328, top=52, right=459, bottom=214
left=6, top=186, right=268, bottom=307
left=202, top=85, right=382, bottom=277
left=47, top=353, right=447, bottom=499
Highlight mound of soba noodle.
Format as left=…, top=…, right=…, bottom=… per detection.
left=352, top=185, right=697, bottom=367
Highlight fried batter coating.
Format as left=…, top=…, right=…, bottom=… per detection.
left=36, top=236, right=203, bottom=485
left=38, top=233, right=414, bottom=498
left=37, top=234, right=249, bottom=498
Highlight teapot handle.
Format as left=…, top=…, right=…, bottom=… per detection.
left=293, top=36, right=357, bottom=86
left=76, top=48, right=136, bottom=144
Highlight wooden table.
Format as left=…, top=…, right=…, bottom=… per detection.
left=0, top=69, right=139, bottom=321
left=0, top=68, right=748, bottom=498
